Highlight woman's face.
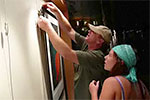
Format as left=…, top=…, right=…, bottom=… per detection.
left=104, top=50, right=118, bottom=71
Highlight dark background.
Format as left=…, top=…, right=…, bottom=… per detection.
left=66, top=0, right=149, bottom=90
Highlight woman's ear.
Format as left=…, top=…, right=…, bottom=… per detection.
left=121, top=60, right=124, bottom=65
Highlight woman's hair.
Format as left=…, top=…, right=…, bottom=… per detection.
left=110, top=52, right=129, bottom=76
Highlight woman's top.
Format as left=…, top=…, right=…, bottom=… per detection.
left=114, top=77, right=125, bottom=100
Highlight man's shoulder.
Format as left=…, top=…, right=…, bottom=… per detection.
left=76, top=49, right=104, bottom=58
left=89, top=49, right=105, bottom=56
left=77, top=49, right=103, bottom=55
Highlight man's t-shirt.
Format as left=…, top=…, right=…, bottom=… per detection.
left=74, top=32, right=109, bottom=99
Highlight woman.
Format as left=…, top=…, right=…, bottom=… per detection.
left=89, top=44, right=149, bottom=100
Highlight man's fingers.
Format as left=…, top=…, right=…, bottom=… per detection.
left=39, top=16, right=44, bottom=19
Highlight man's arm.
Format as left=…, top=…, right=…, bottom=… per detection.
left=44, top=2, right=77, bottom=43
left=38, top=16, right=79, bottom=64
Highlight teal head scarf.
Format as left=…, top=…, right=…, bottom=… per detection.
left=112, top=44, right=137, bottom=82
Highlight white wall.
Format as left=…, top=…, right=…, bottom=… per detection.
left=0, top=0, right=13, bottom=99
left=0, top=0, right=48, bottom=100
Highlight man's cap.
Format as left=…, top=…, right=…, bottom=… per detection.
left=88, top=23, right=112, bottom=43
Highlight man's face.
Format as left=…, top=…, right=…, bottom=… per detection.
left=85, top=30, right=101, bottom=44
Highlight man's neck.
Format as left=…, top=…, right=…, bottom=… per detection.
left=88, top=44, right=101, bottom=50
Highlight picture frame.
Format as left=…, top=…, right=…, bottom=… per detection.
left=37, top=7, right=65, bottom=100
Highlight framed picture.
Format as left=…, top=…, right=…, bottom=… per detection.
left=38, top=7, right=65, bottom=100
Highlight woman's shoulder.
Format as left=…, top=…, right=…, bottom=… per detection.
left=104, top=76, right=132, bottom=99
left=100, top=77, right=119, bottom=97
left=104, top=76, right=123, bottom=82
left=102, top=76, right=125, bottom=99
left=103, top=76, right=120, bottom=86
left=104, top=76, right=131, bottom=91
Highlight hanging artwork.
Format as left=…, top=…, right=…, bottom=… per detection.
left=37, top=6, right=65, bottom=100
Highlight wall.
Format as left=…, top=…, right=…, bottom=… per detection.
left=0, top=0, right=48, bottom=99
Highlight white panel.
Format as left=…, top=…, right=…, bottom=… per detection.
left=4, top=0, right=47, bottom=100
left=0, top=0, right=13, bottom=99
left=0, top=35, right=13, bottom=100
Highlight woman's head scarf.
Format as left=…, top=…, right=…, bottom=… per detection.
left=112, top=44, right=137, bottom=82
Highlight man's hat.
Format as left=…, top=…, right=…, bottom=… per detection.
left=88, top=23, right=112, bottom=43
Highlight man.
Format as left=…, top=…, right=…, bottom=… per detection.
left=38, top=2, right=112, bottom=99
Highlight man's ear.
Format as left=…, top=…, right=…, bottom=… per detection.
left=97, top=39, right=104, bottom=48
left=97, top=38, right=104, bottom=44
